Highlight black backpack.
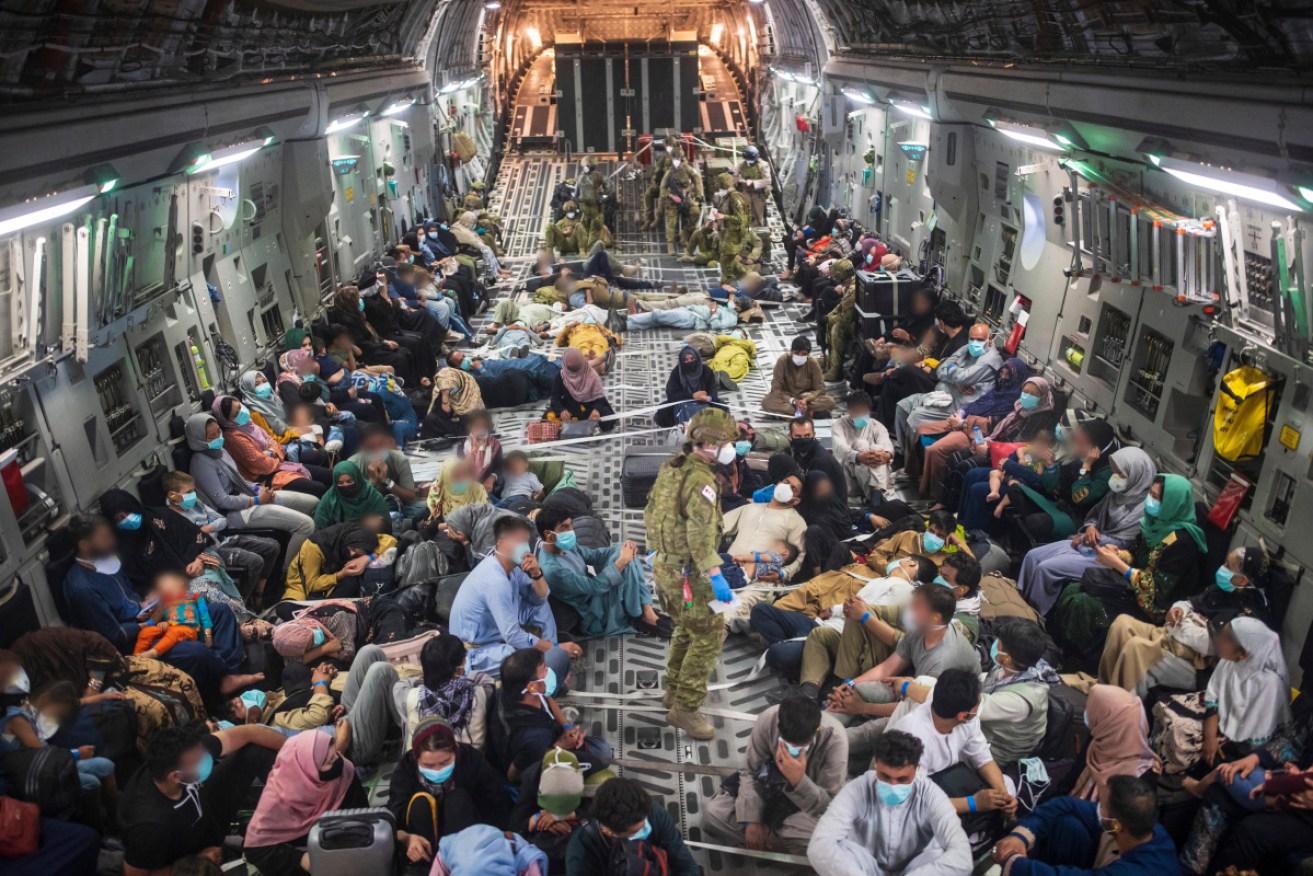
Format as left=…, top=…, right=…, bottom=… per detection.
left=1, top=746, right=80, bottom=819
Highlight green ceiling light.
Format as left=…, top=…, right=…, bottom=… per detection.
left=85, top=164, right=121, bottom=194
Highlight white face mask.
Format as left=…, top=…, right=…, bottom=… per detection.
left=1108, top=474, right=1129, bottom=493
left=91, top=556, right=122, bottom=575
left=671, top=159, right=682, bottom=168
left=773, top=483, right=795, bottom=504
left=5, top=667, right=30, bottom=695
left=34, top=711, right=60, bottom=741
left=791, top=354, right=808, bottom=367
left=716, top=444, right=738, bottom=465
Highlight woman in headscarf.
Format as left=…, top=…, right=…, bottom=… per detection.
left=240, top=369, right=291, bottom=434
left=282, top=334, right=387, bottom=426
left=950, top=376, right=1062, bottom=528
left=452, top=210, right=509, bottom=282
left=456, top=410, right=502, bottom=492
left=916, top=358, right=1046, bottom=496
left=423, top=366, right=485, bottom=438
left=402, top=635, right=495, bottom=749
left=1100, top=545, right=1271, bottom=697
left=657, top=345, right=721, bottom=427
left=242, top=367, right=349, bottom=466
left=548, top=347, right=616, bottom=431
left=285, top=519, right=395, bottom=600
left=386, top=717, right=512, bottom=869
left=425, top=457, right=489, bottom=525
left=1160, top=618, right=1293, bottom=804
left=184, top=413, right=317, bottom=564
left=1006, top=418, right=1118, bottom=543
left=1051, top=472, right=1208, bottom=668
left=243, top=731, right=368, bottom=876
left=1017, top=446, right=1155, bottom=615
left=326, top=284, right=418, bottom=385
left=313, top=460, right=389, bottom=529
left=1073, top=684, right=1161, bottom=801
left=796, top=469, right=858, bottom=578
left=212, top=395, right=328, bottom=498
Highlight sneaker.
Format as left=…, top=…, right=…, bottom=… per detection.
left=665, top=705, right=715, bottom=740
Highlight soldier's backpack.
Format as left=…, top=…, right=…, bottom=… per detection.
left=452, top=131, right=477, bottom=164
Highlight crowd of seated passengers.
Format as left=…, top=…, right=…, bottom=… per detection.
left=2, top=217, right=1309, bottom=876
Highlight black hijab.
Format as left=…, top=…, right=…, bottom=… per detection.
left=98, top=488, right=208, bottom=591
left=767, top=453, right=803, bottom=484
left=798, top=470, right=850, bottom=532
left=308, top=522, right=380, bottom=575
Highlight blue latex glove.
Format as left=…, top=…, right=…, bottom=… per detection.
left=710, top=571, right=733, bottom=603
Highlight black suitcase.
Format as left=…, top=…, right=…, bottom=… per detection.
left=308, top=807, right=397, bottom=876
left=622, top=451, right=670, bottom=509
left=856, top=269, right=921, bottom=340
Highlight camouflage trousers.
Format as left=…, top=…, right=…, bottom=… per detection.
left=664, top=203, right=696, bottom=245
left=826, top=305, right=856, bottom=372
left=653, top=560, right=726, bottom=710
left=580, top=200, right=603, bottom=227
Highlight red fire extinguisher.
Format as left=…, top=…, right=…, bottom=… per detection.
left=1005, top=299, right=1031, bottom=355
left=794, top=114, right=810, bottom=133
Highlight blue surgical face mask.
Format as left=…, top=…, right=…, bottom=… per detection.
left=312, top=627, right=326, bottom=647
left=240, top=689, right=268, bottom=711
left=851, top=416, right=870, bottom=430
left=967, top=339, right=987, bottom=357
left=304, top=374, right=318, bottom=383
left=184, top=750, right=214, bottom=785
left=117, top=513, right=143, bottom=531
left=735, top=440, right=752, bottom=457
left=933, top=575, right=951, bottom=588
left=876, top=779, right=913, bottom=806
left=1144, top=497, right=1161, bottom=517
left=234, top=406, right=251, bottom=426
left=752, top=484, right=774, bottom=504
left=216, top=720, right=235, bottom=730
left=358, top=299, right=365, bottom=311
left=450, top=480, right=469, bottom=495
left=511, top=542, right=532, bottom=564
left=419, top=762, right=455, bottom=784
left=922, top=531, right=945, bottom=553
left=207, top=436, right=225, bottom=451
left=255, top=383, right=273, bottom=399
left=530, top=666, right=558, bottom=698
left=1019, top=392, right=1039, bottom=411
left=554, top=530, right=577, bottom=551
left=630, top=819, right=652, bottom=841
left=885, top=559, right=902, bottom=576
left=179, top=491, right=198, bottom=509
left=1054, top=424, right=1066, bottom=443
left=990, top=639, right=1004, bottom=668
left=1215, top=566, right=1238, bottom=592
left=778, top=736, right=808, bottom=758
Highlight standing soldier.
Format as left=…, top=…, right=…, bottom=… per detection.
left=643, top=137, right=675, bottom=230
left=660, top=152, right=703, bottom=256
left=736, top=144, right=771, bottom=227
left=575, top=158, right=608, bottom=228
left=823, top=258, right=858, bottom=381
left=712, top=172, right=752, bottom=234
left=644, top=407, right=739, bottom=740
left=543, top=200, right=589, bottom=259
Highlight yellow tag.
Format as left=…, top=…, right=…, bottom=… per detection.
left=1280, top=424, right=1300, bottom=451
left=345, top=186, right=354, bottom=203
left=906, top=169, right=917, bottom=185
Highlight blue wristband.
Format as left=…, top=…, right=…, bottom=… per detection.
left=70, top=748, right=80, bottom=761
left=313, top=680, right=330, bottom=689
left=860, top=612, right=871, bottom=624
left=901, top=681, right=911, bottom=697
left=1124, top=567, right=1134, bottom=581
left=967, top=795, right=977, bottom=813
left=562, top=723, right=573, bottom=730
left=844, top=678, right=855, bottom=689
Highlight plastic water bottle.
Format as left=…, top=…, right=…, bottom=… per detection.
left=973, top=426, right=985, bottom=447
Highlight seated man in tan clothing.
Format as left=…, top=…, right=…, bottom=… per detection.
left=762, top=335, right=837, bottom=417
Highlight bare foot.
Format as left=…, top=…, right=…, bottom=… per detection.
left=219, top=672, right=266, bottom=696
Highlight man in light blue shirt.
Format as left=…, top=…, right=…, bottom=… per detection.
left=448, top=516, right=581, bottom=682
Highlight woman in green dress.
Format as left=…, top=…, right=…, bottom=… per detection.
left=1051, top=472, right=1207, bottom=670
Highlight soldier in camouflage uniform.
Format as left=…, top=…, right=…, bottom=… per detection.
left=543, top=200, right=589, bottom=259
left=712, top=172, right=751, bottom=233
left=575, top=159, right=608, bottom=227
left=717, top=220, right=763, bottom=286
left=735, top=145, right=771, bottom=227
left=677, top=213, right=721, bottom=266
left=643, top=406, right=739, bottom=740
left=461, top=179, right=487, bottom=212
left=660, top=154, right=703, bottom=255
left=643, top=137, right=676, bottom=230
left=824, top=258, right=858, bottom=381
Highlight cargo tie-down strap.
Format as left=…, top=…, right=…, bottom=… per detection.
left=683, top=840, right=811, bottom=867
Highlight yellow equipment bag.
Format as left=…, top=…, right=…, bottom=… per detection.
left=1213, top=366, right=1275, bottom=462
left=452, top=131, right=477, bottom=164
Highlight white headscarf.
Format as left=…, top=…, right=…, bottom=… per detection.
left=1085, top=446, right=1155, bottom=543
left=1206, top=616, right=1290, bottom=744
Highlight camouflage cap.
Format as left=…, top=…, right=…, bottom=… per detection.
left=687, top=407, right=738, bottom=444
left=471, top=180, right=486, bottom=190
left=830, top=259, right=855, bottom=282
left=562, top=200, right=580, bottom=213
left=715, top=172, right=735, bottom=190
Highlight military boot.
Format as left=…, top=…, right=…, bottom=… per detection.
left=677, top=252, right=695, bottom=263
left=662, top=689, right=675, bottom=709
left=666, top=705, right=715, bottom=740
left=666, top=240, right=677, bottom=255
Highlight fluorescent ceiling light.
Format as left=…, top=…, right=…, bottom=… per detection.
left=484, top=0, right=501, bottom=8
left=710, top=23, right=724, bottom=44
left=382, top=98, right=416, bottom=116
left=984, top=109, right=1070, bottom=152
left=0, top=185, right=99, bottom=238
left=327, top=114, right=365, bottom=134
left=841, top=85, right=875, bottom=104
left=891, top=99, right=932, bottom=120
left=1154, top=156, right=1303, bottom=212
left=1299, top=186, right=1313, bottom=205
